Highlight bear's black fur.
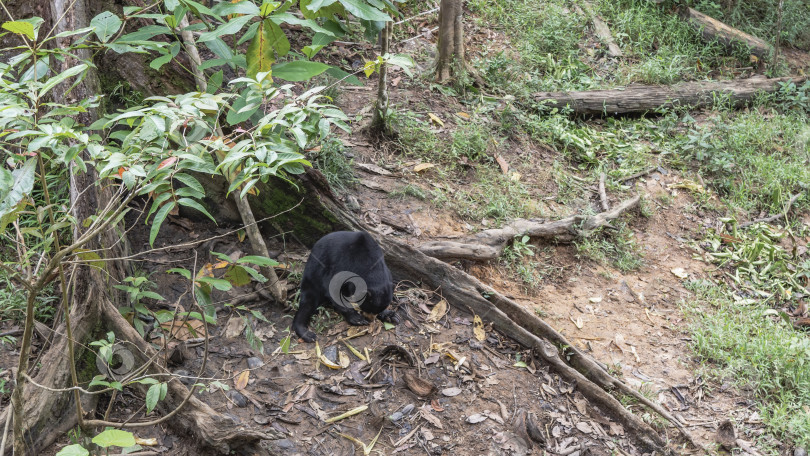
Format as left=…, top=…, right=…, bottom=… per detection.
left=293, top=231, right=398, bottom=342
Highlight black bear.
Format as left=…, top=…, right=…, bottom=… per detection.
left=293, top=231, right=398, bottom=342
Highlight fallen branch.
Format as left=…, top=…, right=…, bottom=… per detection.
left=739, top=192, right=803, bottom=228
left=534, top=76, right=806, bottom=116
left=680, top=7, right=772, bottom=58
left=619, top=167, right=656, bottom=183
left=417, top=195, right=640, bottom=261
left=598, top=172, right=609, bottom=211
left=577, top=3, right=622, bottom=58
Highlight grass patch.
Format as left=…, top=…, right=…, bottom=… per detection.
left=685, top=280, right=810, bottom=447
left=311, top=137, right=356, bottom=192
left=673, top=108, right=810, bottom=216
left=575, top=222, right=644, bottom=272
left=449, top=167, right=539, bottom=222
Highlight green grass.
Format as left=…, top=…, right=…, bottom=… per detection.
left=684, top=280, right=810, bottom=447
left=672, top=108, right=810, bottom=216
left=311, top=137, right=356, bottom=192
left=574, top=222, right=644, bottom=272
left=689, top=0, right=810, bottom=50
left=448, top=167, right=539, bottom=222
left=0, top=274, right=57, bottom=323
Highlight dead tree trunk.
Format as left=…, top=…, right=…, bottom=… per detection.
left=534, top=76, right=806, bottom=115
left=435, top=0, right=464, bottom=83
left=681, top=7, right=773, bottom=58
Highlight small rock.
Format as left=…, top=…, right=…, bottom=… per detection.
left=401, top=403, right=415, bottom=415
left=390, top=412, right=404, bottom=422
left=253, top=415, right=270, bottom=425
left=247, top=356, right=264, bottom=369
left=322, top=345, right=338, bottom=363
left=345, top=195, right=361, bottom=212
left=275, top=439, right=295, bottom=450
left=227, top=390, right=248, bottom=408
left=795, top=447, right=808, bottom=456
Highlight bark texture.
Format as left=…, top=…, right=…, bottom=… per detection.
left=435, top=0, right=464, bottom=82
left=681, top=7, right=773, bottom=58
left=534, top=76, right=806, bottom=115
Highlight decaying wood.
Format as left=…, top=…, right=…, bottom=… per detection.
left=598, top=172, right=609, bottom=211
left=681, top=7, right=772, bottom=58
left=534, top=76, right=806, bottom=116
left=302, top=170, right=699, bottom=452
left=418, top=195, right=640, bottom=261
left=578, top=3, right=622, bottom=58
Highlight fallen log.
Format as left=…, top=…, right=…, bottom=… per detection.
left=533, top=76, right=806, bottom=116
left=418, top=195, right=640, bottom=261
left=681, top=7, right=773, bottom=58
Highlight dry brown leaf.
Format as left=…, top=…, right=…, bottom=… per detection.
left=671, top=267, right=689, bottom=279
left=404, top=373, right=436, bottom=396
left=441, top=387, right=462, bottom=397
left=473, top=315, right=486, bottom=341
left=234, top=370, right=250, bottom=390
left=338, top=350, right=351, bottom=368
left=224, top=316, right=247, bottom=339
left=160, top=320, right=206, bottom=340
left=576, top=421, right=593, bottom=434
left=495, top=155, right=509, bottom=174
left=570, top=316, right=583, bottom=329
left=135, top=437, right=158, bottom=446
left=509, top=172, right=521, bottom=181
left=420, top=407, right=443, bottom=429
left=431, top=399, right=444, bottom=412
left=426, top=299, right=448, bottom=323
left=428, top=113, right=444, bottom=127
left=466, top=414, right=487, bottom=424
left=413, top=163, right=435, bottom=173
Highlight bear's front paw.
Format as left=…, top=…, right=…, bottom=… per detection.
left=377, top=309, right=400, bottom=325
left=345, top=311, right=370, bottom=326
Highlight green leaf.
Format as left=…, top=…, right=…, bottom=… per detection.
left=40, top=63, right=87, bottom=96
left=173, top=173, right=205, bottom=195
left=90, top=11, right=123, bottom=42
left=260, top=1, right=281, bottom=16
left=236, top=255, right=279, bottom=266
left=177, top=197, right=215, bottom=222
left=383, top=322, right=395, bottom=330
left=91, top=429, right=136, bottom=448
left=224, top=265, right=252, bottom=287
left=0, top=158, right=36, bottom=232
left=337, top=0, right=391, bottom=21
left=167, top=267, right=191, bottom=279
left=149, top=201, right=176, bottom=247
left=75, top=248, right=105, bottom=270
left=146, top=383, right=161, bottom=413
left=198, top=14, right=253, bottom=42
left=2, top=21, right=34, bottom=39
left=196, top=276, right=233, bottom=291
left=55, top=444, right=90, bottom=456
left=271, top=61, right=329, bottom=81
left=246, top=19, right=288, bottom=78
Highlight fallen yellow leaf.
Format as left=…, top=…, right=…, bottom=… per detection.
left=426, top=299, right=448, bottom=323
left=428, top=113, right=444, bottom=127
left=473, top=315, right=486, bottom=341
left=414, top=163, right=435, bottom=173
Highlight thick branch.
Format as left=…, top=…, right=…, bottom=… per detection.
left=534, top=76, right=806, bottom=116
left=681, top=7, right=773, bottom=58
left=418, top=195, right=640, bottom=261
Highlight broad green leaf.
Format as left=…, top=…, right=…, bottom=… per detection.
left=195, top=276, right=232, bottom=291
left=90, top=12, right=122, bottom=42
left=0, top=158, right=36, bottom=230
left=146, top=383, right=161, bottom=413
left=260, top=1, right=281, bottom=16
left=304, top=0, right=338, bottom=12
left=55, top=444, right=90, bottom=456
left=338, top=0, right=391, bottom=21
left=149, top=201, right=176, bottom=246
left=236, top=255, right=279, bottom=266
left=198, top=14, right=253, bottom=42
left=75, top=249, right=105, bottom=270
left=246, top=19, right=289, bottom=78
left=91, top=429, right=136, bottom=448
left=224, top=264, right=251, bottom=287
left=40, top=63, right=87, bottom=96
left=271, top=61, right=329, bottom=81
left=177, top=197, right=215, bottom=222
left=2, top=21, right=34, bottom=39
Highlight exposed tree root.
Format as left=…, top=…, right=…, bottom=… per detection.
left=417, top=195, right=640, bottom=261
